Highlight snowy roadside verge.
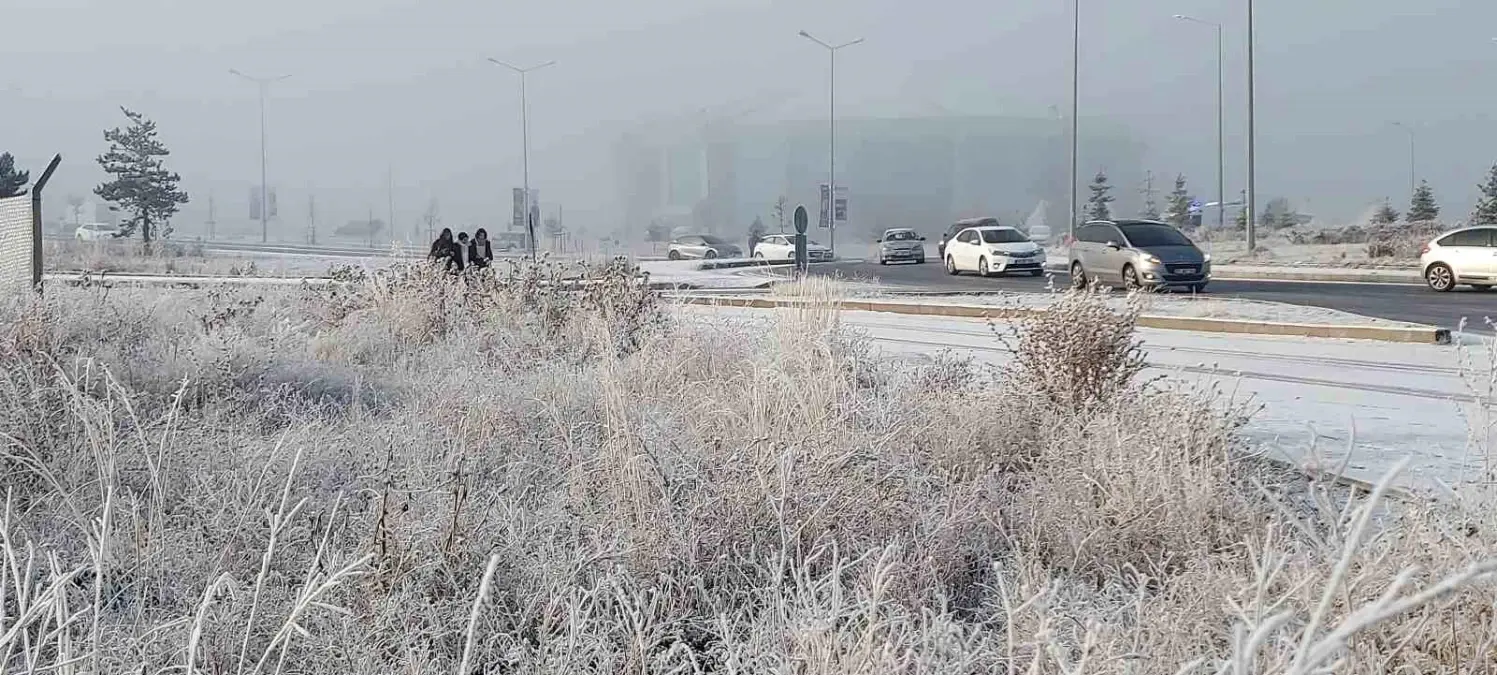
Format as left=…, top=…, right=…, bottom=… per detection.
left=668, top=292, right=1450, bottom=344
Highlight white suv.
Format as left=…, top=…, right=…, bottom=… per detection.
left=1421, top=226, right=1497, bottom=292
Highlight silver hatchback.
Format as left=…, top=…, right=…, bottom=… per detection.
left=1069, top=219, right=1210, bottom=291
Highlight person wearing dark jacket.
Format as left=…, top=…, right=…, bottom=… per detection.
left=429, top=228, right=464, bottom=273
left=469, top=228, right=495, bottom=269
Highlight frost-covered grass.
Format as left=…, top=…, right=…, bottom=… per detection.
left=2, top=258, right=1496, bottom=673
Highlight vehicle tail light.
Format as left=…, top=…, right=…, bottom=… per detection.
left=1420, top=244, right=1431, bottom=255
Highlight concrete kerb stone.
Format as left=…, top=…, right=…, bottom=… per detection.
left=1043, top=261, right=1423, bottom=285
left=670, top=294, right=1450, bottom=345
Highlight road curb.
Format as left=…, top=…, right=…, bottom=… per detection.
left=671, top=294, right=1451, bottom=345
left=1041, top=262, right=1421, bottom=285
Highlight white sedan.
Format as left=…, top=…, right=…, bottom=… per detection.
left=943, top=226, right=1047, bottom=277
left=753, top=234, right=833, bottom=263
left=75, top=222, right=121, bottom=241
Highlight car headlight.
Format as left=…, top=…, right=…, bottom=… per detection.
left=1203, top=253, right=1212, bottom=263
left=1144, top=255, right=1163, bottom=265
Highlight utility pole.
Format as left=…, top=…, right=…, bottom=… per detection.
left=1392, top=122, right=1416, bottom=199
left=487, top=57, right=556, bottom=261
left=367, top=205, right=375, bottom=249
left=1069, top=0, right=1081, bottom=239
left=799, top=30, right=865, bottom=258
left=229, top=69, right=290, bottom=244
left=307, top=193, right=317, bottom=245
left=1245, top=0, right=1257, bottom=252
left=206, top=191, right=217, bottom=240
left=386, top=166, right=396, bottom=246
left=1173, top=14, right=1226, bottom=231
left=1140, top=171, right=1158, bottom=218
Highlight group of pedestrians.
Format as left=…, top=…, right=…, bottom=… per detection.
left=428, top=227, right=494, bottom=273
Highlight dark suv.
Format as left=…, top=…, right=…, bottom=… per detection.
left=937, top=217, right=1000, bottom=259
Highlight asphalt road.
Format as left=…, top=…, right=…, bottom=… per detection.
left=805, top=260, right=1497, bottom=332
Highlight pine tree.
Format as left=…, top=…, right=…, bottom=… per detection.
left=1086, top=170, right=1113, bottom=221
left=1371, top=200, right=1399, bottom=225
left=94, top=108, right=189, bottom=250
left=1165, top=174, right=1192, bottom=228
left=1408, top=180, right=1440, bottom=223
left=1473, top=166, right=1497, bottom=225
left=0, top=152, right=29, bottom=198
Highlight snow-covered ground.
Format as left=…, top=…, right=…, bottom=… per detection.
left=682, top=304, right=1494, bottom=494
left=638, top=260, right=779, bottom=288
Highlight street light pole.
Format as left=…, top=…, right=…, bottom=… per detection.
left=799, top=30, right=864, bottom=258
left=1392, top=122, right=1416, bottom=198
left=1174, top=15, right=1226, bottom=231
left=229, top=70, right=290, bottom=243
left=1245, top=0, right=1257, bottom=251
left=1070, top=0, right=1080, bottom=237
left=488, top=57, right=556, bottom=261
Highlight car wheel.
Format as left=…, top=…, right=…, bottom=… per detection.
left=668, top=250, right=681, bottom=261
left=1190, top=283, right=1208, bottom=294
left=945, top=256, right=959, bottom=276
left=978, top=257, right=992, bottom=277
left=1070, top=262, right=1087, bottom=290
left=879, top=258, right=888, bottom=265
left=1029, top=268, right=1044, bottom=277
left=704, top=249, right=718, bottom=259
left=1426, top=263, right=1456, bottom=292
left=915, top=256, right=926, bottom=264
left=1122, top=265, right=1142, bottom=291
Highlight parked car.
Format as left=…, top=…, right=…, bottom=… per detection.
left=75, top=222, right=120, bottom=241
left=877, top=228, right=926, bottom=265
left=1420, top=225, right=1497, bottom=292
left=752, top=234, right=833, bottom=263
left=1068, top=219, right=1209, bottom=292
left=937, top=217, right=1001, bottom=260
left=667, top=234, right=742, bottom=260
left=942, top=225, right=1046, bottom=277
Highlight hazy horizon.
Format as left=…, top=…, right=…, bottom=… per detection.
left=5, top=0, right=1497, bottom=238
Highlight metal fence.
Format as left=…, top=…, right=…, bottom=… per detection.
left=0, top=195, right=32, bottom=289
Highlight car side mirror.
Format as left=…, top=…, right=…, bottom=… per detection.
left=875, top=239, right=882, bottom=243
left=919, top=236, right=927, bottom=241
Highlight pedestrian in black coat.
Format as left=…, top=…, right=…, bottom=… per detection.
left=469, top=228, right=494, bottom=269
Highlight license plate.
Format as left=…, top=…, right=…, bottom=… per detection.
left=1176, top=267, right=1197, bottom=274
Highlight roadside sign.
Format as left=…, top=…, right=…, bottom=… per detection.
left=793, top=205, right=809, bottom=275
left=512, top=188, right=524, bottom=230
left=1188, top=199, right=1203, bottom=215
left=818, top=184, right=848, bottom=227
left=819, top=185, right=830, bottom=228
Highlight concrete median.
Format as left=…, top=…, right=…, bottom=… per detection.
left=671, top=294, right=1451, bottom=344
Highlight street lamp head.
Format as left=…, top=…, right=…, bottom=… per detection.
left=798, top=30, right=812, bottom=38
left=842, top=37, right=867, bottom=48
left=1172, top=14, right=1187, bottom=19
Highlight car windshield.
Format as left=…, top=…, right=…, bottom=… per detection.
left=700, top=235, right=730, bottom=246
left=980, top=229, right=1027, bottom=244
left=1119, top=224, right=1192, bottom=247
left=884, top=230, right=919, bottom=241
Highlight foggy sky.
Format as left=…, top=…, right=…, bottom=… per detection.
left=4, top=0, right=1497, bottom=236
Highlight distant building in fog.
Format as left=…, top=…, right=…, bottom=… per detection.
left=612, top=113, right=1146, bottom=238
